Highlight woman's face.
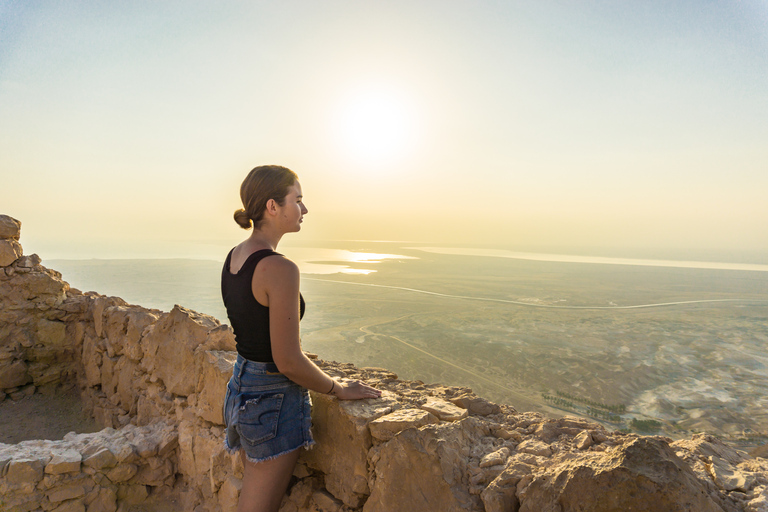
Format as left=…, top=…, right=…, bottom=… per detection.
left=278, top=181, right=308, bottom=232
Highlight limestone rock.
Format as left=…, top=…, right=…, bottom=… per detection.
left=481, top=460, right=534, bottom=512
left=421, top=397, right=469, bottom=422
left=516, top=438, right=552, bottom=457
left=5, top=457, right=45, bottom=488
left=142, top=305, right=219, bottom=396
left=47, top=482, right=86, bottom=503
left=574, top=430, right=594, bottom=450
left=369, top=408, right=439, bottom=442
left=218, top=475, right=242, bottom=512
left=450, top=393, right=502, bottom=416
left=0, top=359, right=31, bottom=389
left=35, top=318, right=67, bottom=346
left=534, top=416, right=598, bottom=443
left=672, top=434, right=757, bottom=492
left=83, top=447, right=117, bottom=470
left=302, top=391, right=397, bottom=508
left=105, top=463, right=138, bottom=483
left=0, top=239, right=22, bottom=266
left=195, top=350, right=236, bottom=425
left=365, top=418, right=485, bottom=512
left=86, top=487, right=117, bottom=512
left=517, top=437, right=724, bottom=512
left=45, top=450, right=82, bottom=475
left=0, top=214, right=21, bottom=240
left=117, top=483, right=149, bottom=504
left=102, top=305, right=159, bottom=360
left=480, top=447, right=510, bottom=468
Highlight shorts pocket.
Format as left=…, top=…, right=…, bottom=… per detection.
left=238, top=393, right=284, bottom=446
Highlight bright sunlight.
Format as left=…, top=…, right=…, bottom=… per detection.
left=331, top=87, right=418, bottom=166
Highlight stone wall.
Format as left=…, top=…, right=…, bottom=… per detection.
left=2, top=213, right=768, bottom=512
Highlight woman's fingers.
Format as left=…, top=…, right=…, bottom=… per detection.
left=337, top=380, right=382, bottom=400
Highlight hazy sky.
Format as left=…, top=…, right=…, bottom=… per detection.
left=2, top=1, right=767, bottom=260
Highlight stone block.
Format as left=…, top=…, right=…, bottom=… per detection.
left=116, top=484, right=148, bottom=505
left=35, top=319, right=67, bottom=346
left=0, top=491, right=46, bottom=512
left=0, top=214, right=21, bottom=240
left=364, top=419, right=484, bottom=512
left=218, top=475, right=242, bottom=512
left=517, top=437, right=724, bottom=512
left=81, top=335, right=102, bottom=388
left=450, top=394, right=502, bottom=416
left=480, top=447, right=510, bottom=468
left=143, top=306, right=218, bottom=396
left=83, top=448, right=117, bottom=470
left=105, top=463, right=138, bottom=483
left=46, top=450, right=82, bottom=475
left=46, top=483, right=86, bottom=503
left=6, top=458, right=45, bottom=487
left=574, top=430, right=593, bottom=450
left=480, top=461, right=532, bottom=512
left=0, top=239, right=22, bottom=266
left=0, top=360, right=31, bottom=389
left=369, top=408, right=439, bottom=442
left=311, top=489, right=343, bottom=512
left=516, top=438, right=552, bottom=457
left=85, top=487, right=117, bottom=512
left=114, top=358, right=139, bottom=413
left=132, top=458, right=173, bottom=486
left=195, top=350, right=236, bottom=425
left=302, top=391, right=397, bottom=508
left=421, top=397, right=469, bottom=422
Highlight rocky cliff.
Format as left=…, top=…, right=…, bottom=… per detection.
left=1, top=213, right=767, bottom=512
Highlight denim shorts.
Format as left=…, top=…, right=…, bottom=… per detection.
left=223, top=355, right=315, bottom=463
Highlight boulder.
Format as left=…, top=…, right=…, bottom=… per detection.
left=421, top=397, right=469, bottom=422
left=364, top=418, right=485, bottom=512
left=302, top=391, right=398, bottom=508
left=0, top=214, right=21, bottom=240
left=45, top=450, right=82, bottom=475
left=195, top=350, right=237, bottom=425
left=0, top=239, right=22, bottom=266
left=142, top=305, right=219, bottom=396
left=0, top=359, right=31, bottom=389
left=369, top=408, right=439, bottom=442
left=102, top=305, right=159, bottom=360
left=517, top=437, right=724, bottom=512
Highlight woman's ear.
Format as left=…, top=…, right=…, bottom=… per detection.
left=265, top=198, right=278, bottom=215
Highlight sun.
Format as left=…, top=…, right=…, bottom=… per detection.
left=332, top=87, right=418, bottom=166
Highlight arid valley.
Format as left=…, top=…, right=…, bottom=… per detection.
left=49, top=242, right=768, bottom=450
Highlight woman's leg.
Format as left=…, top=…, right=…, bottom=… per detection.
left=237, top=448, right=301, bottom=512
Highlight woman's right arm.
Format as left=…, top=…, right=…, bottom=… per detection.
left=258, top=256, right=381, bottom=400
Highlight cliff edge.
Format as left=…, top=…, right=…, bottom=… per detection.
left=1, top=213, right=767, bottom=512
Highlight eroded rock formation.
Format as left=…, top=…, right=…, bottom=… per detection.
left=2, top=213, right=768, bottom=512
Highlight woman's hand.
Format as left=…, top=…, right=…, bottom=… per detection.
left=333, top=380, right=382, bottom=400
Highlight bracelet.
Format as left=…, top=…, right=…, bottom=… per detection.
left=327, top=381, right=336, bottom=394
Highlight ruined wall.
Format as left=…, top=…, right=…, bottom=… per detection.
left=2, top=213, right=768, bottom=512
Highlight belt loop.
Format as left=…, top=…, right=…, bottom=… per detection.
left=237, top=356, right=247, bottom=379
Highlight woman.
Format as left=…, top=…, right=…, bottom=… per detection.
left=221, top=165, right=381, bottom=512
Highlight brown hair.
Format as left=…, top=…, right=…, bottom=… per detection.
left=234, top=165, right=299, bottom=230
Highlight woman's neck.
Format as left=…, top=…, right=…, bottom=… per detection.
left=246, top=227, right=283, bottom=251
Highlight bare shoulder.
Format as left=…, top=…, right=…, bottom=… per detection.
left=257, top=254, right=300, bottom=286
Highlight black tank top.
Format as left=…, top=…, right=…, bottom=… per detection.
left=221, top=248, right=305, bottom=362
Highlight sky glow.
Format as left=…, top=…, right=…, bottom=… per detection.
left=1, top=1, right=767, bottom=260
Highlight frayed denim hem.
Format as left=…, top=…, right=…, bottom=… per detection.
left=225, top=439, right=316, bottom=464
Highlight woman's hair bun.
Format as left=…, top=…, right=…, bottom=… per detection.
left=233, top=208, right=252, bottom=229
